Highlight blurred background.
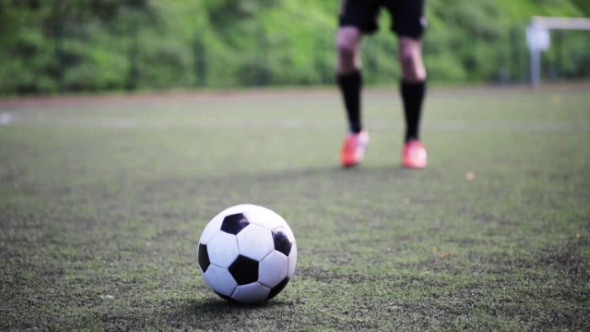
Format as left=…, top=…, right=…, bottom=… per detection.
left=0, top=0, right=588, bottom=96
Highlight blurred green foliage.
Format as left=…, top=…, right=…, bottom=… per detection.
left=0, top=0, right=587, bottom=95
left=571, top=0, right=590, bottom=16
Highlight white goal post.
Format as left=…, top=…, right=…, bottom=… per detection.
left=527, top=16, right=590, bottom=88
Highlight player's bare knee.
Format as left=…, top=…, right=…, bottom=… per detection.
left=399, top=47, right=426, bottom=82
left=337, top=27, right=360, bottom=52
left=337, top=42, right=355, bottom=62
left=336, top=27, right=361, bottom=73
left=398, top=37, right=426, bottom=82
left=337, top=45, right=356, bottom=70
left=399, top=50, right=417, bottom=72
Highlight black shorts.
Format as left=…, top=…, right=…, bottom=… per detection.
left=339, top=0, right=427, bottom=39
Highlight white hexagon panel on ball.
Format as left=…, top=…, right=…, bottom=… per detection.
left=206, top=232, right=239, bottom=269
left=287, top=241, right=297, bottom=278
left=236, top=224, right=275, bottom=261
left=232, top=283, right=271, bottom=304
left=202, top=265, right=237, bottom=297
left=243, top=206, right=288, bottom=230
left=259, top=250, right=288, bottom=288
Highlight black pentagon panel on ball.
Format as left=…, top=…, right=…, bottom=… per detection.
left=267, top=277, right=290, bottom=300
left=228, top=255, right=259, bottom=285
left=272, top=227, right=293, bottom=256
left=197, top=244, right=210, bottom=272
left=221, top=213, right=250, bottom=235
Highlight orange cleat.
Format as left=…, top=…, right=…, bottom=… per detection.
left=402, top=140, right=427, bottom=169
left=340, top=131, right=370, bottom=168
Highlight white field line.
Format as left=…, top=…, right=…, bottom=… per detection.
left=1, top=115, right=588, bottom=132
left=0, top=112, right=13, bottom=125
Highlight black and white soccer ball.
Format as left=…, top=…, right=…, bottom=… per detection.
left=197, top=204, right=297, bottom=304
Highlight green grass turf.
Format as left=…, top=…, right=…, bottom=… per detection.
left=1, top=85, right=589, bottom=331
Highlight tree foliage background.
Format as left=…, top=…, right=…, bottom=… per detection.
left=0, top=0, right=587, bottom=95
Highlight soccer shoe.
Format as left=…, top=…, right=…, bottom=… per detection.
left=402, top=140, right=427, bottom=169
left=340, top=131, right=370, bottom=168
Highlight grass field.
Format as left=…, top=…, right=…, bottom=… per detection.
left=1, top=84, right=589, bottom=331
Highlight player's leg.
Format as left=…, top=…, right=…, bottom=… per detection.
left=399, top=37, right=427, bottom=144
left=336, top=26, right=363, bottom=134
left=337, top=0, right=379, bottom=167
left=337, top=26, right=370, bottom=168
left=390, top=0, right=428, bottom=168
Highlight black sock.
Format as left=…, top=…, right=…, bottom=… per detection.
left=400, top=79, right=426, bottom=142
left=337, top=70, right=363, bottom=134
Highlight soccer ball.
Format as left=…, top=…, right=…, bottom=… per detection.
left=197, top=204, right=297, bottom=304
